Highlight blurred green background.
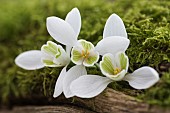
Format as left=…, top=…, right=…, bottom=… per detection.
left=0, top=0, right=170, bottom=107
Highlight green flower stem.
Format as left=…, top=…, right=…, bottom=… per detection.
left=95, top=63, right=100, bottom=70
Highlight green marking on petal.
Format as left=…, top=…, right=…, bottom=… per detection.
left=42, top=59, right=55, bottom=65
left=55, top=48, right=61, bottom=58
left=85, top=55, right=98, bottom=66
left=72, top=49, right=82, bottom=62
left=101, top=55, right=115, bottom=75
left=47, top=41, right=58, bottom=51
left=119, top=53, right=127, bottom=70
left=79, top=40, right=94, bottom=51
left=42, top=41, right=58, bottom=56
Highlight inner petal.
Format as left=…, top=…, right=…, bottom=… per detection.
left=78, top=39, right=94, bottom=51
left=83, top=51, right=99, bottom=67
left=100, top=53, right=123, bottom=76
left=114, top=67, right=121, bottom=75
left=71, top=47, right=84, bottom=65
left=100, top=54, right=115, bottom=75
left=115, top=52, right=129, bottom=72
left=81, top=50, right=90, bottom=58
left=41, top=41, right=59, bottom=57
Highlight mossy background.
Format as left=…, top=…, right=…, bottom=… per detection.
left=0, top=0, right=170, bottom=107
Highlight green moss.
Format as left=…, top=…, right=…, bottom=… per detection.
left=0, top=0, right=170, bottom=107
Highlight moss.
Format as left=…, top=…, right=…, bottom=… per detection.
left=0, top=0, right=170, bottom=107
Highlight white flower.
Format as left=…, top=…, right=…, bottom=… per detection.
left=69, top=14, right=160, bottom=98
left=70, top=52, right=159, bottom=98
left=15, top=41, right=69, bottom=70
left=46, top=8, right=98, bottom=98
left=15, top=8, right=81, bottom=98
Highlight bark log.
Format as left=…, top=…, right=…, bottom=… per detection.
left=1, top=88, right=170, bottom=113
left=0, top=105, right=95, bottom=113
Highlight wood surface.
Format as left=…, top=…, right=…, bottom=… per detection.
left=1, top=88, right=169, bottom=113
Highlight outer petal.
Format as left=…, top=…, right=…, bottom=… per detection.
left=65, top=8, right=81, bottom=38
left=53, top=66, right=67, bottom=98
left=124, top=66, right=160, bottom=89
left=95, top=36, right=130, bottom=56
left=70, top=75, right=112, bottom=98
left=66, top=45, right=72, bottom=57
left=103, top=14, right=127, bottom=38
left=47, top=17, right=77, bottom=46
left=63, top=65, right=87, bottom=98
left=15, top=50, right=44, bottom=70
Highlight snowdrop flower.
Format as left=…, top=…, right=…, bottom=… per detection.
left=15, top=5, right=82, bottom=70
left=15, top=8, right=81, bottom=98
left=46, top=7, right=97, bottom=98
left=70, top=52, right=159, bottom=98
left=15, top=40, right=69, bottom=70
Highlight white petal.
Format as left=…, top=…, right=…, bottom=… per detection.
left=15, top=50, right=44, bottom=70
left=63, top=65, right=87, bottom=98
left=47, top=17, right=77, bottom=46
left=53, top=66, right=67, bottom=98
left=70, top=75, right=112, bottom=98
left=65, top=8, right=81, bottom=38
left=95, top=36, right=130, bottom=56
left=66, top=45, right=72, bottom=57
left=124, top=66, right=160, bottom=89
left=103, top=14, right=127, bottom=38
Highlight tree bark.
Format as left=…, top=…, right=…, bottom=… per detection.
left=0, top=105, right=95, bottom=113
left=1, top=88, right=170, bottom=113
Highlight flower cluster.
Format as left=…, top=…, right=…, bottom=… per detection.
left=15, top=8, right=159, bottom=98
